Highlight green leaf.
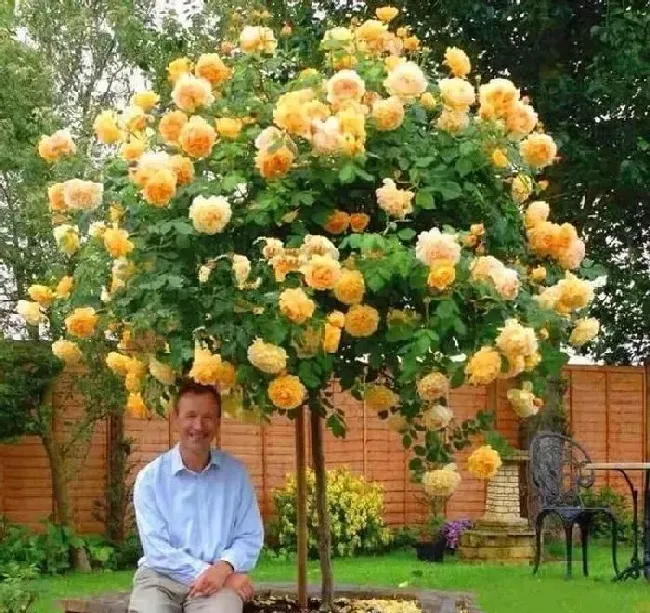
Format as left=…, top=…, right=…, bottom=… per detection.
left=298, top=361, right=321, bottom=389
left=339, top=164, right=355, bottom=183
left=433, top=181, right=463, bottom=200
left=397, top=228, right=416, bottom=241
left=415, top=190, right=435, bottom=209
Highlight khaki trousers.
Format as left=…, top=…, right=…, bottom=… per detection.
left=128, top=566, right=244, bottom=613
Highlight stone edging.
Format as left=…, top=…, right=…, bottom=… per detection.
left=60, top=581, right=482, bottom=613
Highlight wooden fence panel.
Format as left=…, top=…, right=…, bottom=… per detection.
left=1, top=366, right=647, bottom=533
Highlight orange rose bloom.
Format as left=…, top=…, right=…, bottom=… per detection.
left=143, top=169, right=177, bottom=207
left=255, top=146, right=294, bottom=180
left=169, top=155, right=195, bottom=185
left=179, top=116, right=216, bottom=159
left=350, top=212, right=370, bottom=233
left=48, top=183, right=67, bottom=212
left=159, top=111, right=188, bottom=145
left=195, top=53, right=231, bottom=86
left=324, top=210, right=350, bottom=234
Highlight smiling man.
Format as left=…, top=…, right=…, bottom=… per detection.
left=128, top=380, right=264, bottom=613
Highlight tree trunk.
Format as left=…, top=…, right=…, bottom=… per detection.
left=40, top=385, right=91, bottom=572
left=106, top=410, right=130, bottom=544
left=310, top=409, right=333, bottom=610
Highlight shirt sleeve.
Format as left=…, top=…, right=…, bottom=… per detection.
left=218, top=466, right=264, bottom=573
left=133, top=469, right=210, bottom=582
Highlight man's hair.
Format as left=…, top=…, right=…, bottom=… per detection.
left=174, top=379, right=221, bottom=415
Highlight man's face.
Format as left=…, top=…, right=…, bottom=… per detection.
left=176, top=391, right=219, bottom=455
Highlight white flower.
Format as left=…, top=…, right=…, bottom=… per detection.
left=384, top=62, right=428, bottom=103
left=300, top=235, right=340, bottom=261
left=232, top=255, right=251, bottom=288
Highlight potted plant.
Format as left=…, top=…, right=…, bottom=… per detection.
left=415, top=510, right=447, bottom=562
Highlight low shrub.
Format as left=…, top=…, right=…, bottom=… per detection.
left=270, top=468, right=392, bottom=557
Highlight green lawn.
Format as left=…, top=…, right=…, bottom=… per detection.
left=31, top=545, right=649, bottom=613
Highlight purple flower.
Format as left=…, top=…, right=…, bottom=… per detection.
left=442, top=519, right=472, bottom=550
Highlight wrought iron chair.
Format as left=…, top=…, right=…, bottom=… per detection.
left=529, top=432, right=619, bottom=577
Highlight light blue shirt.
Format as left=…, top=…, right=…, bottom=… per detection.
left=133, top=445, right=264, bottom=585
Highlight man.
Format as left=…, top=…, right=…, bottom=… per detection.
left=129, top=380, right=264, bottom=613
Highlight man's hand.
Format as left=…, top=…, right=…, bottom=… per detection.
left=188, top=561, right=233, bottom=598
left=225, top=573, right=255, bottom=602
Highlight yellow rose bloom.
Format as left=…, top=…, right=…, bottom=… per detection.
left=48, top=183, right=67, bottom=212
left=371, top=96, right=405, bottom=131
left=120, top=136, right=146, bottom=162
left=195, top=53, right=231, bottom=86
left=215, top=117, right=243, bottom=140
left=511, top=174, right=533, bottom=203
left=148, top=357, right=176, bottom=385
left=38, top=129, right=76, bottom=162
left=130, top=90, right=160, bottom=111
left=179, top=115, right=217, bottom=159
left=93, top=111, right=123, bottom=144
left=167, top=57, right=193, bottom=84
left=524, top=200, right=550, bottom=229
left=420, top=92, right=437, bottom=110
left=103, top=227, right=134, bottom=258
left=438, top=77, right=475, bottom=111
left=279, top=287, right=316, bottom=324
left=495, top=318, right=538, bottom=362
left=17, top=300, right=42, bottom=326
left=422, top=465, right=461, bottom=497
left=302, top=254, right=342, bottom=290
left=247, top=338, right=287, bottom=374
left=52, top=339, right=82, bottom=366
left=344, top=304, right=379, bottom=337
left=384, top=62, right=428, bottom=103
left=322, top=323, right=342, bottom=353
left=376, top=178, right=414, bottom=219
left=427, top=259, right=456, bottom=291
left=467, top=445, right=502, bottom=479
left=505, top=101, right=538, bottom=138
left=142, top=169, right=177, bottom=207
left=479, top=78, right=519, bottom=118
left=387, top=412, right=408, bottom=432
left=324, top=210, right=350, bottom=234
left=569, top=317, right=600, bottom=346
left=443, top=47, right=471, bottom=79
left=106, top=351, right=131, bottom=376
left=65, top=307, right=98, bottom=339
left=53, top=224, right=80, bottom=255
left=271, top=253, right=301, bottom=282
left=556, top=272, right=595, bottom=313
left=334, top=269, right=365, bottom=305
left=520, top=133, right=557, bottom=168
left=268, top=374, right=306, bottom=409
left=417, top=371, right=450, bottom=402
left=189, top=195, right=232, bottom=234
left=437, top=108, right=470, bottom=133
left=327, top=311, right=345, bottom=328
left=403, top=36, right=420, bottom=52
left=507, top=382, right=539, bottom=419
left=56, top=275, right=74, bottom=299
left=126, top=392, right=148, bottom=419
left=491, top=148, right=509, bottom=168
left=239, top=26, right=277, bottom=54
left=159, top=110, right=188, bottom=145
left=215, top=360, right=237, bottom=393
left=465, top=345, right=502, bottom=385
left=189, top=347, right=222, bottom=385
left=364, top=384, right=399, bottom=412
left=62, top=179, right=103, bottom=211
left=169, top=155, right=195, bottom=185
left=28, top=284, right=54, bottom=307
left=375, top=6, right=399, bottom=22
left=421, top=404, right=453, bottom=430
left=121, top=105, right=150, bottom=133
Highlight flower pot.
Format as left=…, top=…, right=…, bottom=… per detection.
left=415, top=534, right=446, bottom=562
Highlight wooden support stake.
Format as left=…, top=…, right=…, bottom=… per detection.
left=295, top=405, right=308, bottom=611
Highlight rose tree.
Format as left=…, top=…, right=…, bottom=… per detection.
left=22, top=6, right=601, bottom=605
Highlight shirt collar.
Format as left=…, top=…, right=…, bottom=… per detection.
left=171, top=444, right=221, bottom=475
